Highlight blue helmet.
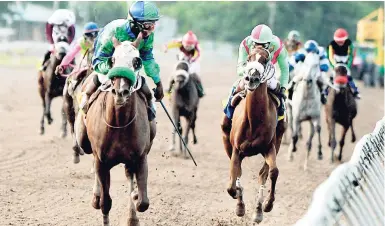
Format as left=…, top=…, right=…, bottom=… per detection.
left=83, top=22, right=99, bottom=34
left=304, top=40, right=319, bottom=53
left=128, top=1, right=160, bottom=22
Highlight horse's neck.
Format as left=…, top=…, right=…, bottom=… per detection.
left=106, top=93, right=137, bottom=127
left=245, top=83, right=269, bottom=124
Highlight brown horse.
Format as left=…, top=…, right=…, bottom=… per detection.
left=74, top=41, right=156, bottom=226
left=168, top=60, right=200, bottom=158
left=221, top=47, right=286, bottom=224
left=38, top=36, right=71, bottom=136
left=325, top=65, right=357, bottom=163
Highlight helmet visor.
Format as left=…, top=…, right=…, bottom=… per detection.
left=253, top=42, right=270, bottom=50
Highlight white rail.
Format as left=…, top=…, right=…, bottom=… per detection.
left=295, top=117, right=385, bottom=226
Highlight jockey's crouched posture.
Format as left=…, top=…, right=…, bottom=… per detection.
left=327, top=28, right=360, bottom=99
left=288, top=40, right=329, bottom=104
left=222, top=24, right=289, bottom=132
left=164, top=30, right=205, bottom=98
left=79, top=1, right=164, bottom=121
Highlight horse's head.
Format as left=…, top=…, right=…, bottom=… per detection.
left=333, top=65, right=349, bottom=93
left=173, top=59, right=190, bottom=90
left=301, top=52, right=320, bottom=85
left=108, top=40, right=142, bottom=106
left=243, top=47, right=272, bottom=91
left=54, top=36, right=70, bottom=60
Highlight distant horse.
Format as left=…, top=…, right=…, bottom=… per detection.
left=221, top=47, right=286, bottom=224
left=75, top=40, right=156, bottom=226
left=325, top=64, right=357, bottom=163
left=38, top=36, right=72, bottom=137
left=168, top=58, right=200, bottom=158
left=287, top=51, right=324, bottom=170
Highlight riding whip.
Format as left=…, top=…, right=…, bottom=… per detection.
left=153, top=89, right=197, bottom=166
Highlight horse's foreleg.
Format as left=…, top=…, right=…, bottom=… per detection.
left=168, top=109, right=179, bottom=153
left=182, top=116, right=193, bottom=159
left=263, top=145, right=279, bottom=213
left=227, top=148, right=242, bottom=199
left=350, top=119, right=356, bottom=143
left=221, top=114, right=233, bottom=159
left=338, top=126, right=349, bottom=162
left=288, top=116, right=299, bottom=161
left=125, top=165, right=139, bottom=226
left=252, top=162, right=269, bottom=223
left=38, top=73, right=46, bottom=135
left=44, top=90, right=53, bottom=124
left=304, top=121, right=316, bottom=171
left=191, top=110, right=198, bottom=144
left=92, top=156, right=101, bottom=210
left=97, top=161, right=112, bottom=226
left=61, top=106, right=68, bottom=138
left=134, top=155, right=149, bottom=212
left=329, top=120, right=337, bottom=163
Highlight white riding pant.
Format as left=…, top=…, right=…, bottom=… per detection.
left=189, top=60, right=201, bottom=74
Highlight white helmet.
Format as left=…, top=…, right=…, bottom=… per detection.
left=288, top=30, right=300, bottom=41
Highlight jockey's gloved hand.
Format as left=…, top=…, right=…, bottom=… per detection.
left=55, top=65, right=64, bottom=75
left=280, top=87, right=287, bottom=100
left=153, top=81, right=164, bottom=102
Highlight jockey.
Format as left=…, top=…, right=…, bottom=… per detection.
left=327, top=28, right=360, bottom=99
left=56, top=22, right=100, bottom=76
left=80, top=1, right=163, bottom=122
left=40, top=9, right=76, bottom=72
left=222, top=24, right=289, bottom=130
left=288, top=40, right=329, bottom=104
left=284, top=30, right=302, bottom=56
left=164, top=31, right=205, bottom=98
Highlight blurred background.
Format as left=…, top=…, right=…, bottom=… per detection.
left=0, top=1, right=383, bottom=87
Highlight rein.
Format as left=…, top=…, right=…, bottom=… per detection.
left=101, top=92, right=137, bottom=129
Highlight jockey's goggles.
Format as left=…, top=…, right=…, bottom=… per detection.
left=183, top=44, right=195, bottom=51
left=253, top=42, right=271, bottom=50
left=138, top=21, right=155, bottom=31
left=84, top=31, right=98, bottom=39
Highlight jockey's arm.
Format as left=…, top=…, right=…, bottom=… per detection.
left=139, top=35, right=161, bottom=84
left=165, top=40, right=182, bottom=50
left=347, top=41, right=354, bottom=68
left=319, top=51, right=330, bottom=72
left=92, top=39, right=114, bottom=75
left=191, top=43, right=201, bottom=62
left=236, top=41, right=248, bottom=77
left=60, top=43, right=81, bottom=68
left=277, top=48, right=290, bottom=88
left=327, top=44, right=336, bottom=68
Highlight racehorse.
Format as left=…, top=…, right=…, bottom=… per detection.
left=325, top=64, right=357, bottom=163
left=74, top=40, right=156, bottom=226
left=168, top=58, right=200, bottom=158
left=221, top=47, right=286, bottom=224
left=38, top=36, right=71, bottom=137
left=287, top=51, right=324, bottom=170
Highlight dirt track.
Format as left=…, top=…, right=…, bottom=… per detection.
left=0, top=54, right=384, bottom=226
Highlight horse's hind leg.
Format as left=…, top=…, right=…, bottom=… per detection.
left=350, top=119, right=356, bottom=143
left=288, top=118, right=299, bottom=161
left=95, top=160, right=112, bottom=226
left=252, top=162, right=269, bottom=223
left=315, top=119, right=323, bottom=160
left=304, top=121, right=316, bottom=171
left=328, top=120, right=337, bottom=163
left=226, top=148, right=244, bottom=217
left=338, top=126, right=349, bottom=162
left=60, top=105, right=68, bottom=138
left=191, top=111, right=198, bottom=144
left=92, top=156, right=101, bottom=210
left=263, top=145, right=279, bottom=213
left=133, top=155, right=150, bottom=212
left=125, top=165, right=139, bottom=226
left=44, top=91, right=53, bottom=124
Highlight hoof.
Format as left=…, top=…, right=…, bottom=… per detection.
left=193, top=138, right=198, bottom=144
left=317, top=153, right=323, bottom=160
left=73, top=145, right=84, bottom=155
left=92, top=195, right=100, bottom=209
left=127, top=217, right=140, bottom=226
left=252, top=206, right=263, bottom=224
left=236, top=201, right=245, bottom=217
left=135, top=199, right=149, bottom=212
left=60, top=131, right=67, bottom=139
left=352, top=136, right=356, bottom=143
left=263, top=199, right=274, bottom=212
left=227, top=187, right=237, bottom=199
left=47, top=118, right=53, bottom=125
left=40, top=128, right=45, bottom=135
left=73, top=154, right=80, bottom=164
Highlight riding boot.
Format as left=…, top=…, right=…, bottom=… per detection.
left=347, top=76, right=361, bottom=99
left=316, top=79, right=327, bottom=104
left=270, top=85, right=286, bottom=118
left=139, top=77, right=156, bottom=121
left=80, top=73, right=100, bottom=113
left=230, top=80, right=246, bottom=107
left=190, top=73, right=205, bottom=98
left=40, top=51, right=51, bottom=71
left=288, top=81, right=295, bottom=100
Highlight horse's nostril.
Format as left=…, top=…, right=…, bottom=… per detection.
left=122, top=90, right=129, bottom=96
left=245, top=76, right=250, bottom=82
left=111, top=89, right=116, bottom=95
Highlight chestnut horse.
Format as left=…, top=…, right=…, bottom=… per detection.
left=222, top=47, right=286, bottom=223
left=74, top=41, right=156, bottom=226
left=325, top=64, right=357, bottom=163
left=38, top=36, right=71, bottom=136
